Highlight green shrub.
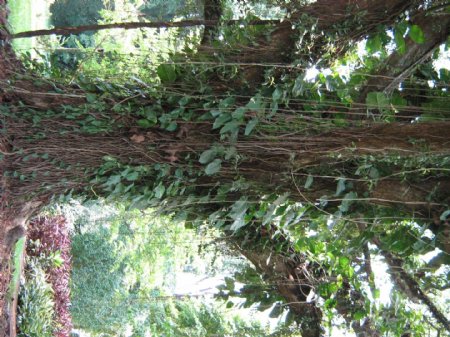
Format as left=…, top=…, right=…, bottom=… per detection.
left=49, top=0, right=110, bottom=28
left=17, top=260, right=55, bottom=337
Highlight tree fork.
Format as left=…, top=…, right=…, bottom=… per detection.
left=373, top=238, right=450, bottom=332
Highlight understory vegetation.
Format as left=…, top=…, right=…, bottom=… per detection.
left=1, top=0, right=449, bottom=336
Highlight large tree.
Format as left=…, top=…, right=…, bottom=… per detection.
left=1, top=0, right=449, bottom=335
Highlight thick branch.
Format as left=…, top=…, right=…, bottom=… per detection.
left=358, top=10, right=450, bottom=101
left=234, top=243, right=323, bottom=337
left=201, top=0, right=223, bottom=45
left=10, top=19, right=280, bottom=39
left=373, top=238, right=450, bottom=332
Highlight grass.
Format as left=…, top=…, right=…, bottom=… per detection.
left=7, top=0, right=33, bottom=52
left=7, top=0, right=51, bottom=55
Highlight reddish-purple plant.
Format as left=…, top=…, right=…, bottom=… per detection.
left=27, top=216, right=73, bottom=337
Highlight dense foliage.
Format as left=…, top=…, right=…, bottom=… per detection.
left=65, top=202, right=285, bottom=336
left=17, top=261, right=55, bottom=337
left=2, top=0, right=450, bottom=336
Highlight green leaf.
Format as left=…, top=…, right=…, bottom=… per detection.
left=210, top=109, right=221, bottom=117
left=440, top=210, right=450, bottom=221
left=292, top=75, right=305, bottom=97
left=106, top=175, right=121, bottom=186
left=86, top=93, right=97, bottom=103
left=220, top=120, right=241, bottom=134
left=232, top=107, right=247, bottom=120
left=224, top=146, right=236, bottom=160
left=143, top=107, right=158, bottom=123
left=304, top=175, right=314, bottom=189
left=335, top=178, right=346, bottom=196
left=409, top=25, right=425, bottom=44
left=199, top=148, right=217, bottom=164
left=157, top=64, right=177, bottom=82
left=324, top=298, right=337, bottom=309
left=353, top=311, right=366, bottom=320
left=137, top=119, right=153, bottom=128
left=394, top=29, right=406, bottom=54
left=154, top=183, right=165, bottom=198
left=125, top=171, right=139, bottom=181
left=339, top=192, right=357, bottom=213
left=269, top=304, right=283, bottom=318
left=205, top=159, right=222, bottom=175
left=366, top=34, right=382, bottom=54
left=213, top=113, right=231, bottom=129
left=219, top=96, right=235, bottom=109
left=272, top=87, right=283, bottom=101
left=366, top=91, right=389, bottom=111
left=165, top=121, right=178, bottom=131
left=244, top=118, right=258, bottom=136
left=229, top=197, right=249, bottom=231
left=246, top=94, right=263, bottom=111
left=390, top=94, right=407, bottom=107
left=339, top=256, right=350, bottom=269
left=273, top=192, right=289, bottom=206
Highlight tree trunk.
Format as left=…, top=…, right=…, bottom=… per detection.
left=235, top=245, right=323, bottom=337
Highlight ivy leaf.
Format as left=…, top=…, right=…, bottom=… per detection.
left=205, top=159, right=222, bottom=175
left=366, top=34, right=382, bottom=54
left=157, top=64, right=177, bottom=82
left=292, top=75, right=305, bottom=97
left=86, top=93, right=97, bottom=103
left=324, top=298, right=337, bottom=309
left=353, top=311, right=366, bottom=320
left=246, top=94, right=263, bottom=111
left=304, top=175, right=314, bottom=189
left=273, top=192, right=289, bottom=206
left=335, top=178, right=346, bottom=196
left=137, top=119, right=153, bottom=128
left=229, top=197, right=249, bottom=231
left=339, top=256, right=350, bottom=269
left=220, top=120, right=241, bottom=134
left=199, top=148, right=217, bottom=164
left=409, top=25, right=425, bottom=44
left=154, top=183, right=165, bottom=199
left=394, top=29, right=406, bottom=54
left=244, top=118, right=258, bottom=136
left=272, top=87, right=283, bottom=101
left=166, top=121, right=178, bottom=131
left=440, top=210, right=450, bottom=221
left=213, top=113, right=231, bottom=129
left=105, top=174, right=121, bottom=187
left=269, top=304, right=283, bottom=318
left=366, top=92, right=389, bottom=111
left=339, top=192, right=357, bottom=213
left=219, top=96, right=235, bottom=110
left=143, top=107, right=158, bottom=123
left=232, top=107, right=247, bottom=120
left=125, top=171, right=139, bottom=181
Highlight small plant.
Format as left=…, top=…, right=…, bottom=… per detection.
left=17, top=260, right=55, bottom=337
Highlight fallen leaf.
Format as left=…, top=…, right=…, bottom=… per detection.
left=130, top=134, right=145, bottom=143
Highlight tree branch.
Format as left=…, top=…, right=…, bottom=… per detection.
left=372, top=238, right=450, bottom=332
left=358, top=10, right=450, bottom=101
left=10, top=19, right=281, bottom=39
